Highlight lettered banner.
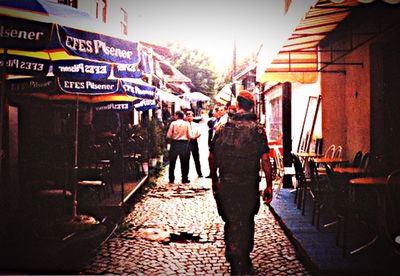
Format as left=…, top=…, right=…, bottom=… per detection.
left=57, top=26, right=139, bottom=64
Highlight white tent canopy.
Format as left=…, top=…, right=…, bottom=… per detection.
left=157, top=88, right=182, bottom=103
left=183, top=91, right=210, bottom=102
left=157, top=88, right=190, bottom=110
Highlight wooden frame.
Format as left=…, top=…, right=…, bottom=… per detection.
left=297, top=95, right=321, bottom=153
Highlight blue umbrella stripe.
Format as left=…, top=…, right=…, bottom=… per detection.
left=6, top=77, right=55, bottom=94
left=0, top=16, right=51, bottom=50
left=122, top=81, right=156, bottom=99
left=0, top=53, right=50, bottom=76
left=114, top=63, right=142, bottom=79
left=56, top=25, right=139, bottom=64
left=53, top=59, right=112, bottom=80
left=134, top=99, right=157, bottom=111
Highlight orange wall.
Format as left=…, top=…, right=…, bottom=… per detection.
left=320, top=43, right=371, bottom=161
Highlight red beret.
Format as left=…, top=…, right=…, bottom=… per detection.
left=237, top=90, right=255, bottom=104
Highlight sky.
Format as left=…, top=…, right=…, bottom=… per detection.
left=124, top=0, right=316, bottom=74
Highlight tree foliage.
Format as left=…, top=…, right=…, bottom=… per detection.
left=167, top=43, right=219, bottom=97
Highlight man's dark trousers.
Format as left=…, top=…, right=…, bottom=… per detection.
left=189, top=139, right=202, bottom=176
left=168, top=140, right=190, bottom=183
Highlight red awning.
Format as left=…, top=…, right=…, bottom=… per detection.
left=260, top=0, right=360, bottom=83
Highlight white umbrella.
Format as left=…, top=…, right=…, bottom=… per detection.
left=183, top=91, right=210, bottom=102
left=156, top=88, right=182, bottom=103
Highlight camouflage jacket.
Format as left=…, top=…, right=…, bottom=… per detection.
left=211, top=112, right=269, bottom=181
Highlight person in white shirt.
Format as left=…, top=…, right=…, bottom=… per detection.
left=185, top=111, right=203, bottom=177
left=166, top=110, right=193, bottom=184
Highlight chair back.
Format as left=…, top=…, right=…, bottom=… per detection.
left=292, top=153, right=306, bottom=183
left=360, top=152, right=370, bottom=169
left=308, top=159, right=322, bottom=190
left=384, top=169, right=400, bottom=252
left=324, top=144, right=336, bottom=158
left=325, top=164, right=344, bottom=191
left=352, top=151, right=363, bottom=167
left=333, top=145, right=343, bottom=158
left=315, top=138, right=323, bottom=154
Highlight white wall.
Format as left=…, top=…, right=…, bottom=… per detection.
left=264, top=79, right=321, bottom=151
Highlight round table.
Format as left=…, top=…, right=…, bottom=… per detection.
left=333, top=167, right=367, bottom=175
left=295, top=152, right=324, bottom=158
left=349, top=177, right=386, bottom=186
left=345, top=176, right=387, bottom=255
left=313, top=157, right=348, bottom=165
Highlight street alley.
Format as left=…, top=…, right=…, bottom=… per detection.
left=81, top=117, right=311, bottom=275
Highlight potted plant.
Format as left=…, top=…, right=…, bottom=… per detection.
left=147, top=118, right=164, bottom=167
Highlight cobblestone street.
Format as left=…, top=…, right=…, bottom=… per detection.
left=81, top=119, right=311, bottom=275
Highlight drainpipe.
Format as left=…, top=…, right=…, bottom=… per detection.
left=282, top=81, right=292, bottom=188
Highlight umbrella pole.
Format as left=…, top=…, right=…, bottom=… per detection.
left=72, top=95, right=79, bottom=218
left=0, top=50, right=7, bottom=178
left=120, top=114, right=125, bottom=204
left=69, top=96, right=97, bottom=226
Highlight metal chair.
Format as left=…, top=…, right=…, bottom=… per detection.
left=352, top=151, right=363, bottom=167
left=324, top=164, right=348, bottom=248
left=292, top=153, right=311, bottom=213
left=333, top=145, right=343, bottom=158
left=360, top=152, right=370, bottom=169
left=383, top=168, right=400, bottom=256
left=308, top=159, right=329, bottom=230
left=324, top=144, right=336, bottom=158
left=317, top=144, right=336, bottom=175
left=272, top=147, right=295, bottom=197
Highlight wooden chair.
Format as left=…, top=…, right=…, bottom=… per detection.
left=383, top=168, right=400, bottom=256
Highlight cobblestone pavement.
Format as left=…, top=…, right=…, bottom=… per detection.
left=82, top=175, right=311, bottom=275
left=81, top=118, right=311, bottom=275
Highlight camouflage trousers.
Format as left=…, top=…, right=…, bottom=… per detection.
left=213, top=178, right=260, bottom=262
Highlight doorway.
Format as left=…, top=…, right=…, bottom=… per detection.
left=371, top=30, right=400, bottom=173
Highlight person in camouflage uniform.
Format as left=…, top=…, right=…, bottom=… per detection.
left=209, top=90, right=273, bottom=275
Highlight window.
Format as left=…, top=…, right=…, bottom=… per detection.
left=269, top=97, right=282, bottom=141
left=95, top=0, right=107, bottom=23
left=57, top=0, right=77, bottom=8
left=120, top=8, right=128, bottom=35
